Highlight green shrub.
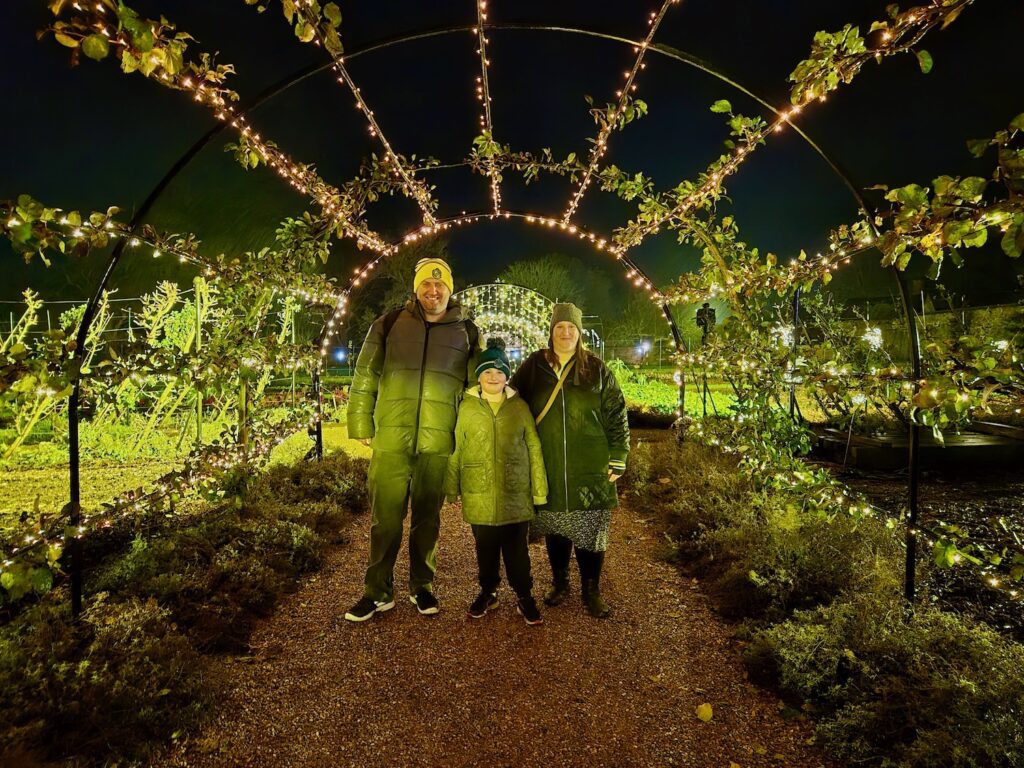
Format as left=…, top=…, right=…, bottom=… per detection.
left=625, top=438, right=901, bottom=620
left=249, top=450, right=368, bottom=511
left=0, top=596, right=207, bottom=764
left=746, top=594, right=1024, bottom=767
left=704, top=496, right=902, bottom=620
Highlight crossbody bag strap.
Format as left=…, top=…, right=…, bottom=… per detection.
left=535, top=358, right=575, bottom=426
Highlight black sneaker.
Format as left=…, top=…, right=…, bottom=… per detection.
left=516, top=596, right=544, bottom=626
left=468, top=591, right=499, bottom=619
left=409, top=588, right=440, bottom=615
left=344, top=595, right=395, bottom=622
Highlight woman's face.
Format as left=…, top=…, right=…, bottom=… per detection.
left=551, top=321, right=580, bottom=355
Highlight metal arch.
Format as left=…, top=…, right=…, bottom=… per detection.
left=64, top=20, right=887, bottom=613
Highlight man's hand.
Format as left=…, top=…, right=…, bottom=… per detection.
left=358, top=438, right=372, bottom=447
left=607, top=470, right=622, bottom=483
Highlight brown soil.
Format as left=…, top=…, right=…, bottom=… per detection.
left=159, top=493, right=833, bottom=768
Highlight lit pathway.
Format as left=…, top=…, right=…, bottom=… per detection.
left=162, top=492, right=832, bottom=768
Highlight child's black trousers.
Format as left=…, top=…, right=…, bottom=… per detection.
left=470, top=521, right=533, bottom=599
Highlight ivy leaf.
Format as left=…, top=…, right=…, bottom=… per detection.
left=710, top=99, right=732, bottom=114
left=916, top=50, right=933, bottom=74
left=81, top=34, right=110, bottom=61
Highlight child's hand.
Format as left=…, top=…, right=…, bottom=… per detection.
left=607, top=469, right=622, bottom=483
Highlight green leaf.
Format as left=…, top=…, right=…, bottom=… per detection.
left=295, top=20, right=315, bottom=42
left=1001, top=220, right=1023, bottom=258
left=1010, top=113, right=1024, bottom=131
left=916, top=50, right=933, bottom=74
left=710, top=99, right=732, bottom=114
left=323, top=2, right=341, bottom=27
left=955, top=176, right=987, bottom=202
left=961, top=225, right=987, bottom=248
left=31, top=568, right=54, bottom=594
left=55, top=32, right=79, bottom=48
left=966, top=138, right=990, bottom=158
left=81, top=34, right=110, bottom=61
left=885, top=183, right=928, bottom=209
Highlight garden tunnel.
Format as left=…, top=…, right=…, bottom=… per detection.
left=52, top=20, right=931, bottom=616
left=3, top=0, right=1021, bottom=630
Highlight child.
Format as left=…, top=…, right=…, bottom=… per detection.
left=446, top=338, right=548, bottom=625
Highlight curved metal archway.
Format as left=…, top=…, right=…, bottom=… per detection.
left=62, top=20, right=921, bottom=616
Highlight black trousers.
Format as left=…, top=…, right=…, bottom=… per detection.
left=545, top=534, right=605, bottom=581
left=471, top=521, right=533, bottom=599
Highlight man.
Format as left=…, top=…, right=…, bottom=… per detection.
left=344, top=257, right=479, bottom=622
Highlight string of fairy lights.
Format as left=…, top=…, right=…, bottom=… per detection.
left=59, top=1, right=391, bottom=254
left=315, top=210, right=672, bottom=374
left=475, top=0, right=501, bottom=213
left=0, top=206, right=345, bottom=309
left=455, top=282, right=555, bottom=353
left=295, top=4, right=438, bottom=227
left=692, top=421, right=1022, bottom=603
left=1, top=420, right=298, bottom=576
left=27, top=0, right=1016, bottom=607
left=610, top=1, right=968, bottom=258
left=562, top=0, right=680, bottom=224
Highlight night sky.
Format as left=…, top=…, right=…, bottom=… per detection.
left=2, top=1, right=1023, bottom=308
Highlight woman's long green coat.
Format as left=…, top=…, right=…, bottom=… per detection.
left=445, top=387, right=548, bottom=526
left=510, top=351, right=629, bottom=513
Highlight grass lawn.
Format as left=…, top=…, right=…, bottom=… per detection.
left=0, top=416, right=371, bottom=541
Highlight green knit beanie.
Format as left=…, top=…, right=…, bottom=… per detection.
left=475, top=337, right=511, bottom=379
left=549, top=302, right=583, bottom=333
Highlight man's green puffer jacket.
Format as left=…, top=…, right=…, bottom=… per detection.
left=510, top=350, right=628, bottom=513
left=445, top=387, right=548, bottom=525
left=348, top=299, right=478, bottom=455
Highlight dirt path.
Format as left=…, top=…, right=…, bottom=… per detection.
left=162, top=498, right=833, bottom=768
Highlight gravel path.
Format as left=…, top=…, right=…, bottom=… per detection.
left=161, top=498, right=834, bottom=768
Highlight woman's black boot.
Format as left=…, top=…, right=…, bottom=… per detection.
left=578, top=550, right=611, bottom=618
left=544, top=535, right=573, bottom=606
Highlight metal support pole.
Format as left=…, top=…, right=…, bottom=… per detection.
left=312, top=368, right=324, bottom=460
left=789, top=287, right=802, bottom=419
left=194, top=276, right=203, bottom=448
left=660, top=303, right=685, bottom=420
left=894, top=269, right=923, bottom=607
left=238, top=378, right=250, bottom=452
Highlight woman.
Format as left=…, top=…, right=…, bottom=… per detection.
left=510, top=303, right=629, bottom=618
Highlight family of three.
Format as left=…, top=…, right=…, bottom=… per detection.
left=343, top=257, right=629, bottom=626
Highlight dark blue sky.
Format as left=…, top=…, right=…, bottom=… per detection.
left=2, top=1, right=1023, bottom=304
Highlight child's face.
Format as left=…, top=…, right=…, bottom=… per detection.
left=479, top=368, right=507, bottom=395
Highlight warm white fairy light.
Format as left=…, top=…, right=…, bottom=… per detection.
left=292, top=6, right=438, bottom=227
left=55, top=2, right=391, bottom=254
left=562, top=0, right=680, bottom=224
left=611, top=2, right=964, bottom=256
left=475, top=0, right=501, bottom=213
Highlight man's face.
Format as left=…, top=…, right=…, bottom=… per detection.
left=416, top=278, right=451, bottom=315
left=479, top=368, right=507, bottom=395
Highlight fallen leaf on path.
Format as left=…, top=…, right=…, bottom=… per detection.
left=696, top=703, right=713, bottom=722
